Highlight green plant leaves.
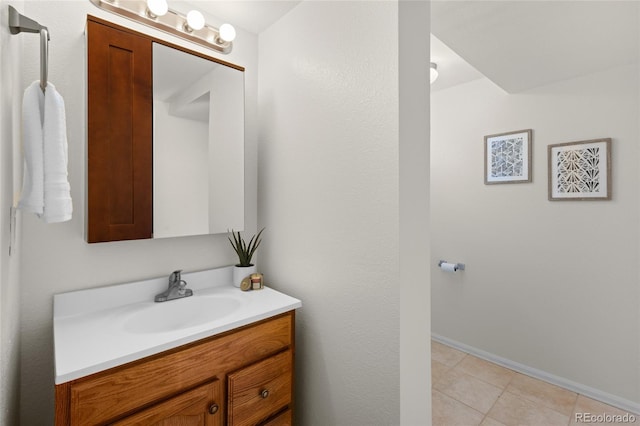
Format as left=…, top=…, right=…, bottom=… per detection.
left=228, top=228, right=265, bottom=267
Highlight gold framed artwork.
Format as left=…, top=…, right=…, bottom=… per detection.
left=547, top=138, right=611, bottom=201
left=484, top=129, right=532, bottom=184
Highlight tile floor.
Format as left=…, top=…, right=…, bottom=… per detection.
left=431, top=340, right=638, bottom=426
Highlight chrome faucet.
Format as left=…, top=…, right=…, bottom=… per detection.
left=154, top=270, right=193, bottom=302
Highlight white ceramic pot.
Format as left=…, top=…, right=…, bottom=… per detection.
left=233, top=264, right=257, bottom=287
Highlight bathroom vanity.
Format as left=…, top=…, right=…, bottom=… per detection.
left=53, top=267, right=301, bottom=425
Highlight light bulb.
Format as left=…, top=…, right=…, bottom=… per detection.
left=219, top=23, right=236, bottom=42
left=430, top=62, right=438, bottom=84
left=186, top=10, right=205, bottom=31
left=146, top=0, right=168, bottom=17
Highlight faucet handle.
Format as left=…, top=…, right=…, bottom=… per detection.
left=169, top=270, right=183, bottom=284
left=177, top=279, right=188, bottom=295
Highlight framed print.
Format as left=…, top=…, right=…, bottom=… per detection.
left=548, top=138, right=611, bottom=201
left=484, top=129, right=532, bottom=184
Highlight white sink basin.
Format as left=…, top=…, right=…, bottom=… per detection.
left=54, top=266, right=302, bottom=384
left=124, top=295, right=243, bottom=334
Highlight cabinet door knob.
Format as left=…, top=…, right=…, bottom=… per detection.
left=260, top=389, right=269, bottom=399
left=208, top=403, right=219, bottom=415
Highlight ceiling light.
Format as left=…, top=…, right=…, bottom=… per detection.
left=219, top=23, right=236, bottom=42
left=430, top=62, right=438, bottom=84
left=146, top=0, right=168, bottom=18
left=185, top=10, right=205, bottom=32
left=89, top=0, right=235, bottom=54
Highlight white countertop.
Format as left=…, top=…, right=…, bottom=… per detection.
left=53, top=266, right=301, bottom=384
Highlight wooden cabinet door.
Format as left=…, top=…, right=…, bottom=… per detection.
left=112, top=380, right=222, bottom=426
left=87, top=18, right=153, bottom=242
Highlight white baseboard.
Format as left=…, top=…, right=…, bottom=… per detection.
left=431, top=333, right=640, bottom=416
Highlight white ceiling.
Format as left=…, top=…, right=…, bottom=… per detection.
left=430, top=34, right=484, bottom=92
left=172, top=1, right=638, bottom=94
left=178, top=0, right=301, bottom=34
left=431, top=1, right=639, bottom=93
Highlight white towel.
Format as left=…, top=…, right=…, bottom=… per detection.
left=42, top=82, right=72, bottom=223
left=17, top=81, right=45, bottom=215
left=18, top=81, right=72, bottom=223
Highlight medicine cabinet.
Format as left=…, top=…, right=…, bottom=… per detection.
left=86, top=16, right=245, bottom=243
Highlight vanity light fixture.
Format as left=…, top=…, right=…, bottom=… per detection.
left=146, top=0, right=168, bottom=18
left=430, top=62, right=439, bottom=84
left=219, top=23, right=237, bottom=43
left=89, top=0, right=236, bottom=54
left=185, top=10, right=205, bottom=32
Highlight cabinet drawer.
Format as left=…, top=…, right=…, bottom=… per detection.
left=262, top=409, right=292, bottom=426
left=228, top=350, right=292, bottom=426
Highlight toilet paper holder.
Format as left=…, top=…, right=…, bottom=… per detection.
left=438, top=260, right=465, bottom=271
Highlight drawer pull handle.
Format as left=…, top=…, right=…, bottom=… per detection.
left=208, top=403, right=220, bottom=415
left=260, top=389, right=270, bottom=399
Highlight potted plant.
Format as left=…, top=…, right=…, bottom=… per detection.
left=228, top=228, right=264, bottom=287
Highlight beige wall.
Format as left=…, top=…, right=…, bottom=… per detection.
left=0, top=1, right=23, bottom=424
left=399, top=0, right=431, bottom=422
left=431, top=65, right=640, bottom=406
left=258, top=1, right=405, bottom=424
left=12, top=1, right=433, bottom=424
left=17, top=2, right=258, bottom=423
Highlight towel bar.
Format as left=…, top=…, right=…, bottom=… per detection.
left=8, top=6, right=49, bottom=92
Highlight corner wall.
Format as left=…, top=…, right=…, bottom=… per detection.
left=18, top=2, right=258, bottom=423
left=0, top=1, right=24, bottom=424
left=431, top=65, right=640, bottom=405
left=399, top=0, right=431, bottom=422
left=258, top=1, right=401, bottom=424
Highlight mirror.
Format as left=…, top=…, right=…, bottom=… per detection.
left=86, top=17, right=246, bottom=243
left=152, top=42, right=245, bottom=238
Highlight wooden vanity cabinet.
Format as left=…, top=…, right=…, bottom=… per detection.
left=54, top=311, right=295, bottom=426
